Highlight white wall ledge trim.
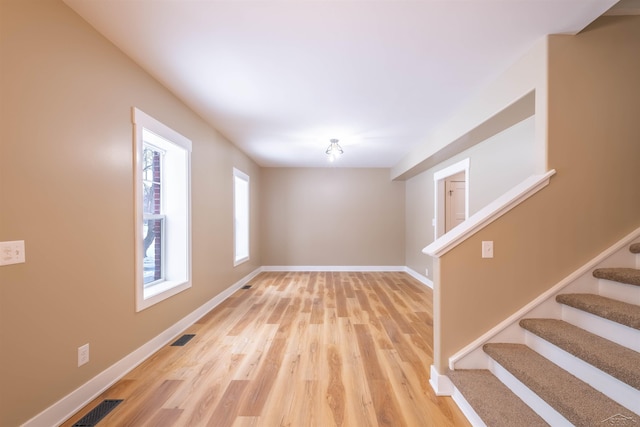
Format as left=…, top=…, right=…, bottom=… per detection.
left=423, top=170, right=556, bottom=257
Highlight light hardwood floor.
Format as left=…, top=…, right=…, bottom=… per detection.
left=61, top=272, right=470, bottom=427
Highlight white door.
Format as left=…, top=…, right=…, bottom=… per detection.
left=445, top=177, right=466, bottom=232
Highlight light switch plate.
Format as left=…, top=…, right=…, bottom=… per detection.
left=482, top=241, right=494, bottom=258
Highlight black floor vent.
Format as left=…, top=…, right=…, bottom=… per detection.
left=72, top=399, right=123, bottom=426
left=171, top=334, right=195, bottom=346
left=241, top=285, right=252, bottom=289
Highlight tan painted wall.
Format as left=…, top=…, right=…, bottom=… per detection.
left=0, top=1, right=261, bottom=425
left=406, top=117, right=537, bottom=280
left=260, top=168, right=405, bottom=266
left=435, top=16, right=640, bottom=371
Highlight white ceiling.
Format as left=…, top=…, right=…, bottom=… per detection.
left=63, top=0, right=621, bottom=168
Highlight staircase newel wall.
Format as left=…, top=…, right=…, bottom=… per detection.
left=435, top=15, right=640, bottom=375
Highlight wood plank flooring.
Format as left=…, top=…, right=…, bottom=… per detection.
left=61, top=272, right=470, bottom=427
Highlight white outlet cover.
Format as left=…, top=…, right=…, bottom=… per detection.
left=78, top=343, right=90, bottom=367
left=0, top=240, right=25, bottom=266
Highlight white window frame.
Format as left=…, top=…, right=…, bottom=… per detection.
left=133, top=108, right=192, bottom=311
left=233, top=168, right=250, bottom=266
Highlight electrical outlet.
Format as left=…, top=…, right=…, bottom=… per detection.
left=78, top=344, right=90, bottom=367
left=0, top=240, right=26, bottom=266
left=425, top=268, right=429, bottom=277
left=482, top=241, right=494, bottom=258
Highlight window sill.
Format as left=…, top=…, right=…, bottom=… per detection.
left=137, top=279, right=191, bottom=312
left=234, top=256, right=250, bottom=267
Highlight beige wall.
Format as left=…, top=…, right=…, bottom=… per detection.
left=393, top=38, right=547, bottom=180
left=0, top=1, right=261, bottom=425
left=406, top=117, right=537, bottom=279
left=435, top=16, right=640, bottom=371
left=260, top=168, right=405, bottom=266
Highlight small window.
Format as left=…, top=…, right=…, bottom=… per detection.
left=233, top=168, right=250, bottom=265
left=133, top=108, right=191, bottom=311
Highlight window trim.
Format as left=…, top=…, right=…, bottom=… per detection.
left=133, top=108, right=192, bottom=312
left=233, top=167, right=250, bottom=266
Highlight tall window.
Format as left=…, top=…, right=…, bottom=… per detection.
left=233, top=168, right=250, bottom=265
left=133, top=108, right=191, bottom=311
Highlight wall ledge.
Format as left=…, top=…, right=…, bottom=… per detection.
left=423, top=169, right=556, bottom=258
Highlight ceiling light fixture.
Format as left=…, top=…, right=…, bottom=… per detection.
left=325, top=138, right=343, bottom=162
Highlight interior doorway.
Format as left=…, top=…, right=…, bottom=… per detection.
left=433, top=159, right=469, bottom=239
left=445, top=172, right=466, bottom=232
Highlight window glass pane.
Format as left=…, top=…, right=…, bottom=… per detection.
left=143, top=146, right=161, bottom=215
left=143, top=217, right=163, bottom=285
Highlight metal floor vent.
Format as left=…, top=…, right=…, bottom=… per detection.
left=72, top=399, right=123, bottom=426
left=171, top=334, right=195, bottom=346
left=241, top=285, right=252, bottom=289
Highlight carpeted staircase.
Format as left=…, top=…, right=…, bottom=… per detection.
left=448, top=243, right=640, bottom=426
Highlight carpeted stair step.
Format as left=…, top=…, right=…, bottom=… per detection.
left=520, top=318, right=640, bottom=389
left=593, top=267, right=640, bottom=286
left=556, top=293, right=640, bottom=330
left=447, top=369, right=549, bottom=427
left=630, top=243, right=640, bottom=254
left=483, top=343, right=637, bottom=426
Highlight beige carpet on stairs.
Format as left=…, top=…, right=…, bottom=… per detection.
left=593, top=267, right=640, bottom=286
left=447, top=369, right=549, bottom=427
left=556, top=293, right=640, bottom=329
left=483, top=343, right=638, bottom=426
left=520, top=318, right=640, bottom=389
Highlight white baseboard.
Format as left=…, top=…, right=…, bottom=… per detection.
left=451, top=387, right=487, bottom=427
left=404, top=266, right=433, bottom=289
left=429, top=364, right=454, bottom=396
left=22, top=268, right=261, bottom=427
left=261, top=265, right=406, bottom=272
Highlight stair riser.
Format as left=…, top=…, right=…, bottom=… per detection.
left=488, top=359, right=573, bottom=427
left=450, top=388, right=487, bottom=427
left=561, top=305, right=640, bottom=352
left=598, top=278, right=640, bottom=304
left=524, top=331, right=640, bottom=413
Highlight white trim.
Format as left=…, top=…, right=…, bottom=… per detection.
left=429, top=364, right=455, bottom=396
left=524, top=330, right=640, bottom=413
left=433, top=158, right=470, bottom=239
left=448, top=226, right=640, bottom=370
left=561, top=305, right=640, bottom=353
left=489, top=359, right=572, bottom=427
left=451, top=387, right=487, bottom=427
left=133, top=107, right=192, bottom=312
left=22, top=268, right=261, bottom=427
left=424, top=170, right=555, bottom=257
left=404, top=266, right=434, bottom=289
left=261, top=265, right=406, bottom=272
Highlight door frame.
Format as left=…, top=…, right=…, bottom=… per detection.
left=433, top=158, right=469, bottom=239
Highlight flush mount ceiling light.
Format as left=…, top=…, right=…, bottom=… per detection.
left=325, top=138, right=343, bottom=162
